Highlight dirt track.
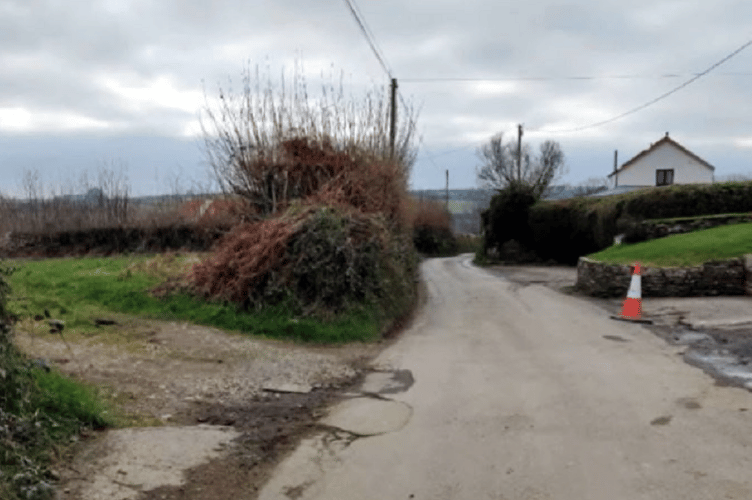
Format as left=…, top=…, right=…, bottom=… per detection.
left=16, top=313, right=391, bottom=499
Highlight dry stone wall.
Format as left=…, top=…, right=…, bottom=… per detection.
left=577, top=256, right=750, bottom=298
left=637, top=215, right=752, bottom=242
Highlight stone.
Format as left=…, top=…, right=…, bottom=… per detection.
left=48, top=319, right=65, bottom=331
left=577, top=257, right=746, bottom=298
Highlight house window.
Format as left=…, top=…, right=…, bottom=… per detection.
left=656, top=169, right=674, bottom=186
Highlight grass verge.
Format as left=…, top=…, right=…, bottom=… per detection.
left=2, top=338, right=116, bottom=500
left=586, top=222, right=752, bottom=267
left=5, top=253, right=396, bottom=344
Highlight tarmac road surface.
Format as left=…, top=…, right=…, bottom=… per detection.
left=258, top=255, right=752, bottom=500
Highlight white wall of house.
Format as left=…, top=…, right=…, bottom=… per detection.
left=613, top=142, right=713, bottom=187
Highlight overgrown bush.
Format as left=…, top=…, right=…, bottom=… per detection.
left=184, top=136, right=419, bottom=331
left=410, top=199, right=457, bottom=256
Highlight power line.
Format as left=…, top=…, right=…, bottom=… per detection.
left=341, top=0, right=392, bottom=78
left=401, top=72, right=752, bottom=83
left=533, top=37, right=752, bottom=134
left=419, top=36, right=752, bottom=159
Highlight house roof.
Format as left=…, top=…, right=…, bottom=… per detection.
left=608, top=133, right=715, bottom=178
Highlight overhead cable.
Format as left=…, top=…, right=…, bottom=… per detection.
left=401, top=71, right=752, bottom=83
left=533, top=37, right=752, bottom=133
left=341, top=0, right=393, bottom=78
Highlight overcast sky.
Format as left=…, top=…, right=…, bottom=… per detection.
left=1, top=0, right=751, bottom=199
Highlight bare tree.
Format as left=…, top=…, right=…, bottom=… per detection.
left=200, top=60, right=421, bottom=216
left=571, top=176, right=609, bottom=196
left=476, top=133, right=567, bottom=198
left=96, top=159, right=130, bottom=226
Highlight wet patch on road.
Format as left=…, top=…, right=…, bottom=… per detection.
left=650, top=415, right=673, bottom=426
left=131, top=372, right=371, bottom=500
left=603, top=335, right=630, bottom=342
left=359, top=368, right=414, bottom=395
left=646, top=324, right=752, bottom=392
left=676, top=397, right=702, bottom=410
left=321, top=396, right=413, bottom=436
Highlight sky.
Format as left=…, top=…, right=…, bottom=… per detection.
left=1, top=0, right=751, bottom=199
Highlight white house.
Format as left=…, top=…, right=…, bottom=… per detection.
left=608, top=133, right=714, bottom=189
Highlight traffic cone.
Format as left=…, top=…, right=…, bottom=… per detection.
left=611, top=262, right=653, bottom=324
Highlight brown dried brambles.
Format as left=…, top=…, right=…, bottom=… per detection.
left=183, top=137, right=418, bottom=319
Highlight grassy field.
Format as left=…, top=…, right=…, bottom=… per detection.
left=587, top=222, right=752, bottom=267
left=5, top=252, right=382, bottom=344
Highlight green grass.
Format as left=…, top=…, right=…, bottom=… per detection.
left=587, top=222, right=752, bottom=267
left=31, top=367, right=117, bottom=433
left=5, top=253, right=383, bottom=344
left=1, top=349, right=117, bottom=500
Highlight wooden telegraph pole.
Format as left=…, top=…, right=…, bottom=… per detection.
left=389, top=78, right=398, bottom=159
left=517, top=123, right=523, bottom=182
left=613, top=150, right=619, bottom=187
left=445, top=169, right=449, bottom=210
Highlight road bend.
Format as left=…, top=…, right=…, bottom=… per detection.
left=259, top=255, right=752, bottom=500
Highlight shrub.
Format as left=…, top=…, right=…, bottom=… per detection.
left=188, top=204, right=418, bottom=323
left=410, top=198, right=457, bottom=256
left=481, top=184, right=537, bottom=257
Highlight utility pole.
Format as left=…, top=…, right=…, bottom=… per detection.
left=613, top=150, right=619, bottom=187
left=389, top=78, right=398, bottom=159
left=445, top=169, right=449, bottom=210
left=517, top=123, right=523, bottom=182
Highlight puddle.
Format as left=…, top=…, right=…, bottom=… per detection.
left=651, top=325, right=752, bottom=391
left=684, top=350, right=752, bottom=389
left=671, top=332, right=714, bottom=345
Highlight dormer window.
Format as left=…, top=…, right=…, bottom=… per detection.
left=656, top=169, right=674, bottom=186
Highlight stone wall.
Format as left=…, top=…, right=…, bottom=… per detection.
left=637, top=215, right=752, bottom=242
left=576, top=256, right=750, bottom=298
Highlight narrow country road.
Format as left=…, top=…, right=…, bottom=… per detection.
left=259, top=255, right=752, bottom=500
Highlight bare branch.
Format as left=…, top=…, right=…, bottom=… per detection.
left=476, top=133, right=566, bottom=198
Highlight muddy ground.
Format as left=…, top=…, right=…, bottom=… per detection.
left=11, top=278, right=423, bottom=500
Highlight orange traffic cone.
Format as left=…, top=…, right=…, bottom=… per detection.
left=611, top=262, right=653, bottom=324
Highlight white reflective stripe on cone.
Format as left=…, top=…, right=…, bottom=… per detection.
left=626, top=275, right=641, bottom=299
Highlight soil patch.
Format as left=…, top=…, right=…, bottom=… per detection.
left=14, top=315, right=384, bottom=499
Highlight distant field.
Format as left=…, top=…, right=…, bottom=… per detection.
left=586, top=222, right=752, bottom=267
